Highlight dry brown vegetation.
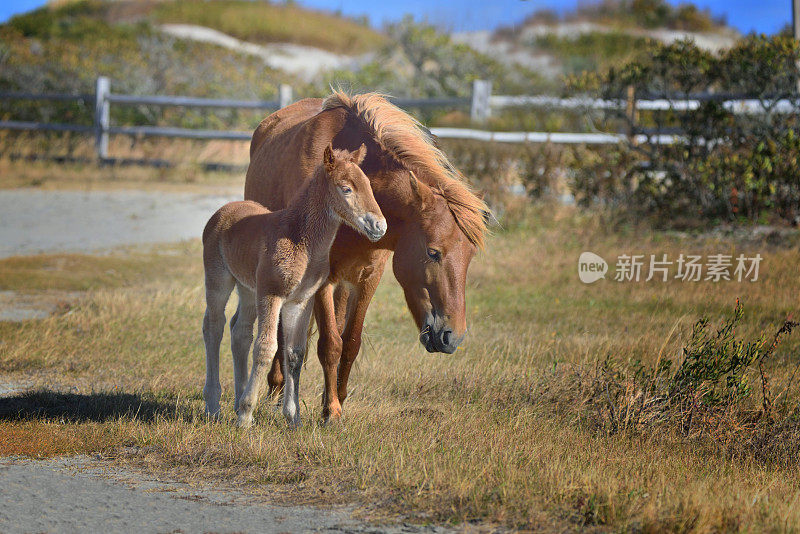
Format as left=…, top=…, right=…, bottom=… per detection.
left=1, top=204, right=799, bottom=531
left=0, top=133, right=246, bottom=191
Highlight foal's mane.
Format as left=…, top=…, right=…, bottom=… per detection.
left=322, top=90, right=488, bottom=249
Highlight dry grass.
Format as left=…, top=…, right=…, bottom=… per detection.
left=1, top=209, right=800, bottom=530
left=0, top=249, right=197, bottom=291
left=0, top=133, right=245, bottom=191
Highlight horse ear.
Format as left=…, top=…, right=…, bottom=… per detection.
left=408, top=171, right=428, bottom=209
left=352, top=143, right=367, bottom=165
left=323, top=144, right=335, bottom=174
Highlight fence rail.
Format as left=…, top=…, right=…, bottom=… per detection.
left=106, top=94, right=282, bottom=109
left=0, top=76, right=790, bottom=161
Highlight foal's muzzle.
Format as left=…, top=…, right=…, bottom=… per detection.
left=361, top=214, right=387, bottom=242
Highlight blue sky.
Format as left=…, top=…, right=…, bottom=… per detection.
left=0, top=0, right=793, bottom=35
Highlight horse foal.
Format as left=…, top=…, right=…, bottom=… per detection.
left=202, top=144, right=385, bottom=427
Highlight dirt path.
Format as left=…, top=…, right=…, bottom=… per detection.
left=0, top=456, right=448, bottom=533
left=0, top=189, right=237, bottom=258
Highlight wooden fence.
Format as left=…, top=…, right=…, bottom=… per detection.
left=0, top=76, right=795, bottom=161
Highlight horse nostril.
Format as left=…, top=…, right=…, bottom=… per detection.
left=441, top=329, right=452, bottom=347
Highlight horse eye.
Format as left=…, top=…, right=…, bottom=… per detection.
left=427, top=248, right=441, bottom=262
left=340, top=185, right=352, bottom=195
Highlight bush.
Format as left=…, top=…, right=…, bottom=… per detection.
left=577, top=301, right=799, bottom=463
left=0, top=9, right=301, bottom=131
left=571, top=35, right=800, bottom=226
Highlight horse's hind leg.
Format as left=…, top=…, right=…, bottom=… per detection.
left=231, top=284, right=256, bottom=412
left=203, top=268, right=235, bottom=418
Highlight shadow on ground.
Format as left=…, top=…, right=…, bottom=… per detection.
left=0, top=390, right=192, bottom=423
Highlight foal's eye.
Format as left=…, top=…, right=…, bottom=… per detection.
left=427, top=248, right=441, bottom=262
left=339, top=185, right=352, bottom=195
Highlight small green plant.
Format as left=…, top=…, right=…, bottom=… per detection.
left=667, top=300, right=797, bottom=429
left=672, top=300, right=765, bottom=407
left=584, top=301, right=798, bottom=438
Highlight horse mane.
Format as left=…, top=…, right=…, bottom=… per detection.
left=322, top=90, right=488, bottom=249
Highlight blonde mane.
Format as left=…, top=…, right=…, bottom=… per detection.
left=322, top=90, right=488, bottom=249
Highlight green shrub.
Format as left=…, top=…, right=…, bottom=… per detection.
left=532, top=32, right=652, bottom=75
left=579, top=301, right=799, bottom=462
left=571, top=35, right=800, bottom=226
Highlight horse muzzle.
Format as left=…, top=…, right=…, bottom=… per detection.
left=419, top=315, right=464, bottom=354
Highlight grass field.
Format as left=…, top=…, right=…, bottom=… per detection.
left=1, top=205, right=800, bottom=531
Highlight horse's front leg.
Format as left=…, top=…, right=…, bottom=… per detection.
left=266, top=342, right=284, bottom=401
left=269, top=279, right=349, bottom=404
left=237, top=294, right=283, bottom=428
left=279, top=299, right=314, bottom=428
left=314, top=282, right=344, bottom=422
left=336, top=255, right=389, bottom=408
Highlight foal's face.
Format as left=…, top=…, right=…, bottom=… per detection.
left=324, top=144, right=386, bottom=242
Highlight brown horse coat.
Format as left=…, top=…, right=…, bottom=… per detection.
left=244, top=91, right=488, bottom=421
left=202, top=145, right=385, bottom=427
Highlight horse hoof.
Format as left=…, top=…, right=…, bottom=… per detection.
left=321, top=408, right=342, bottom=425
left=286, top=417, right=302, bottom=430
left=237, top=413, right=253, bottom=428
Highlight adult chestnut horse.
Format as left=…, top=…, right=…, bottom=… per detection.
left=244, top=91, right=487, bottom=421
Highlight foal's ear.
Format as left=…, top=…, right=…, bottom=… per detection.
left=323, top=143, right=335, bottom=174
left=351, top=143, right=367, bottom=165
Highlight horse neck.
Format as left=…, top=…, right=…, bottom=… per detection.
left=284, top=170, right=341, bottom=256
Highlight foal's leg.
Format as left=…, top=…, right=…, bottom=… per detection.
left=280, top=299, right=314, bottom=428
left=236, top=294, right=283, bottom=428
left=203, top=269, right=235, bottom=418
left=268, top=281, right=349, bottom=401
left=230, top=284, right=257, bottom=412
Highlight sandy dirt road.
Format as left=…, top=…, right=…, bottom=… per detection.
left=0, top=188, right=238, bottom=258
left=0, top=456, right=448, bottom=534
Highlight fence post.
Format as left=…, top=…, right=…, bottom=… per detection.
left=625, top=85, right=638, bottom=145
left=794, top=0, right=800, bottom=93
left=470, top=79, right=491, bottom=124
left=94, top=76, right=110, bottom=161
left=279, top=84, right=293, bottom=109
